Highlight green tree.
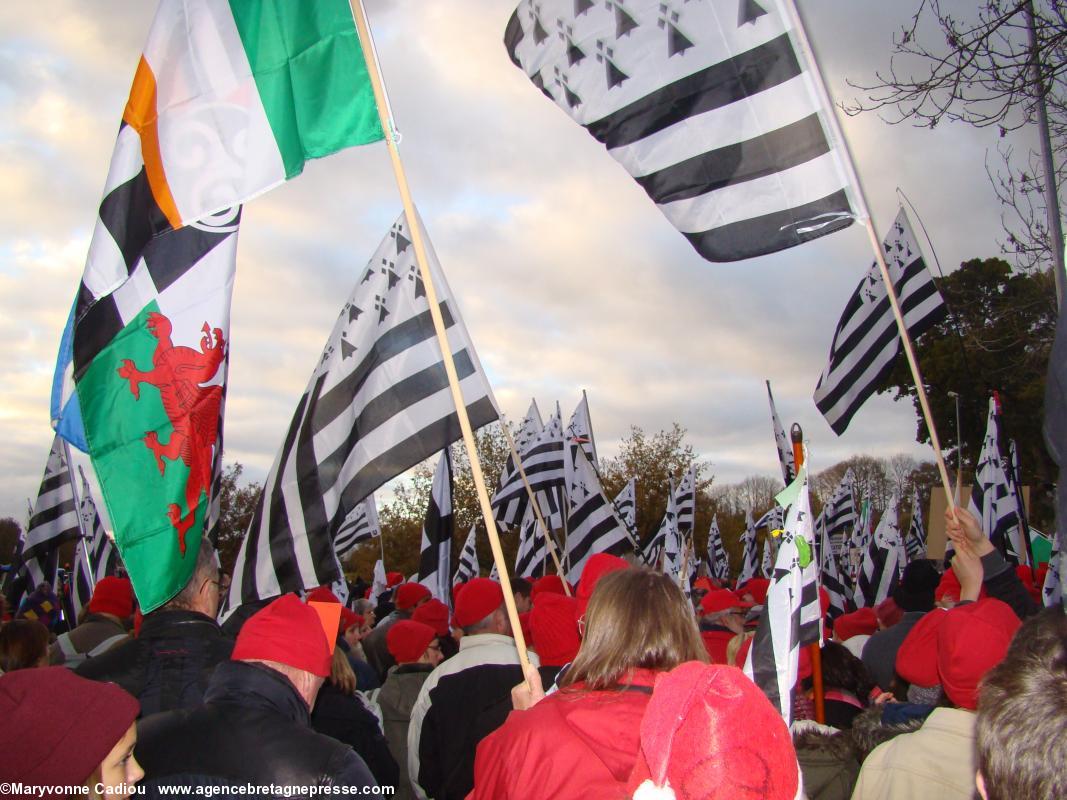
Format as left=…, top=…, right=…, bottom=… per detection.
left=212, top=462, right=262, bottom=575
left=0, top=517, right=22, bottom=565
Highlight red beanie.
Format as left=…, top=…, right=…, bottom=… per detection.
left=937, top=598, right=1020, bottom=710
left=339, top=608, right=363, bottom=634
left=699, top=589, right=753, bottom=616
left=935, top=568, right=961, bottom=602
left=875, top=597, right=904, bottom=629
left=833, top=608, right=878, bottom=642
left=0, top=667, right=140, bottom=786
left=518, top=611, right=533, bottom=646
left=627, top=662, right=799, bottom=799
left=386, top=571, right=405, bottom=588
left=895, top=608, right=949, bottom=688
left=306, top=586, right=341, bottom=605
left=412, top=599, right=450, bottom=637
left=693, top=577, right=715, bottom=594
left=87, top=576, right=134, bottom=619
left=576, top=553, right=628, bottom=616
left=386, top=620, right=437, bottom=664
left=395, top=582, right=431, bottom=611
left=231, top=594, right=333, bottom=678
left=737, top=578, right=770, bottom=606
left=530, top=592, right=580, bottom=667
left=531, top=574, right=568, bottom=598
left=452, top=577, right=504, bottom=628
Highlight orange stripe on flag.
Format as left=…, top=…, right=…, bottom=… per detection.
left=123, top=57, right=183, bottom=230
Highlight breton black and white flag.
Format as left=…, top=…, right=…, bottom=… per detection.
left=853, top=497, right=903, bottom=609
left=674, top=468, right=696, bottom=539
left=504, top=0, right=856, bottom=262
left=814, top=209, right=947, bottom=434
left=334, top=495, right=381, bottom=559
left=659, top=483, right=685, bottom=579
left=226, top=212, right=497, bottom=610
left=760, top=530, right=775, bottom=579
left=969, top=398, right=1027, bottom=565
left=767, top=380, right=796, bottom=487
left=492, top=400, right=544, bottom=528
left=735, top=509, right=760, bottom=588
left=514, top=504, right=552, bottom=578
left=612, top=478, right=638, bottom=542
left=904, top=489, right=926, bottom=562
left=707, top=515, right=730, bottom=581
left=564, top=445, right=632, bottom=584
left=492, top=410, right=566, bottom=531
left=453, top=525, right=480, bottom=587
left=565, top=393, right=598, bottom=481
left=1043, top=529, right=1062, bottom=608
left=71, top=466, right=120, bottom=617
left=418, top=452, right=454, bottom=604
left=818, top=513, right=850, bottom=620
left=23, top=435, right=82, bottom=591
left=744, top=470, right=821, bottom=723
left=815, top=468, right=857, bottom=559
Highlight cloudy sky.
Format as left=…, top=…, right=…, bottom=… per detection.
left=0, top=1, right=1028, bottom=525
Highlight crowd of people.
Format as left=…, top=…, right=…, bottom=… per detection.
left=1, top=505, right=1064, bottom=799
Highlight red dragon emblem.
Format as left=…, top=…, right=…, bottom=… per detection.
left=117, top=312, right=225, bottom=555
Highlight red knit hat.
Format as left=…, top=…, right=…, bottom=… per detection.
left=386, top=621, right=437, bottom=664
left=531, top=574, right=568, bottom=598
left=452, top=577, right=503, bottom=628
left=833, top=607, right=878, bottom=642
left=895, top=608, right=949, bottom=688
left=306, top=586, right=341, bottom=605
left=231, top=593, right=333, bottom=677
left=737, top=578, right=770, bottom=606
left=935, top=568, right=961, bottom=602
left=699, top=589, right=753, bottom=616
left=518, top=611, right=533, bottom=646
left=0, top=667, right=140, bottom=786
left=339, top=608, right=363, bottom=634
left=530, top=592, right=580, bottom=667
left=937, top=598, right=1020, bottom=710
left=395, top=582, right=431, bottom=611
left=693, top=577, right=715, bottom=594
left=627, top=662, right=799, bottom=799
left=87, top=576, right=134, bottom=619
left=412, top=599, right=450, bottom=637
left=874, top=597, right=904, bottom=629
left=576, top=553, right=629, bottom=615
left=386, top=571, right=404, bottom=587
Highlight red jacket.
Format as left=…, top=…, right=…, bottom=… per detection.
left=466, top=669, right=659, bottom=800
left=700, top=628, right=736, bottom=664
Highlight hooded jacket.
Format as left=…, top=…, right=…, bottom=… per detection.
left=467, top=669, right=659, bottom=800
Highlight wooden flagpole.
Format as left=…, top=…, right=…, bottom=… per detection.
left=348, top=0, right=531, bottom=672
left=782, top=0, right=956, bottom=510
left=792, top=425, right=825, bottom=725
left=499, top=416, right=572, bottom=594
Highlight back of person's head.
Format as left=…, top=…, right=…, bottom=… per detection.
left=937, top=598, right=1020, bottom=710
left=0, top=619, right=50, bottom=672
left=817, top=640, right=873, bottom=701
left=161, top=537, right=220, bottom=617
left=530, top=591, right=580, bottom=667
left=976, top=609, right=1067, bottom=800
left=453, top=578, right=506, bottom=635
left=561, top=567, right=706, bottom=691
left=88, top=576, right=135, bottom=619
left=892, top=559, right=940, bottom=613
left=512, top=577, right=533, bottom=600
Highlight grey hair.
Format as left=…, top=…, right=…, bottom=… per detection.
left=163, top=537, right=219, bottom=611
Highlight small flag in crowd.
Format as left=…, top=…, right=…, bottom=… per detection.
left=744, top=467, right=821, bottom=723
left=735, top=510, right=760, bottom=589
left=612, top=478, right=638, bottom=542
left=225, top=212, right=498, bottom=611
left=969, top=397, right=1028, bottom=565
left=564, top=446, right=632, bottom=584
left=418, top=452, right=454, bottom=604
left=514, top=505, right=552, bottom=579
left=334, top=495, right=381, bottom=559
left=674, top=468, right=696, bottom=539
left=818, top=515, right=850, bottom=620
left=853, top=497, right=904, bottom=609
left=454, top=526, right=480, bottom=587
left=504, top=0, right=856, bottom=261
left=904, top=489, right=927, bottom=562
left=760, top=531, right=775, bottom=580
left=706, top=515, right=730, bottom=582
left=767, top=381, right=795, bottom=487
left=22, top=436, right=82, bottom=593
left=492, top=410, right=566, bottom=532
left=370, top=559, right=389, bottom=607
left=565, top=393, right=598, bottom=482
left=813, top=209, right=947, bottom=434
left=492, top=400, right=544, bottom=528
left=71, top=466, right=120, bottom=617
left=814, top=468, right=857, bottom=557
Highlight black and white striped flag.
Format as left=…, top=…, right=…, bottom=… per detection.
left=674, top=468, right=696, bottom=539
left=226, top=212, right=497, bottom=609
left=815, top=468, right=857, bottom=559
left=71, top=467, right=120, bottom=617
left=564, top=446, right=631, bottom=584
left=818, top=515, right=850, bottom=620
left=492, top=400, right=543, bottom=528
left=334, top=495, right=381, bottom=559
left=612, top=478, right=638, bottom=542
left=23, top=435, right=82, bottom=591
left=744, top=469, right=821, bottom=723
left=504, top=0, right=856, bottom=262
left=767, top=380, right=796, bottom=487
left=760, top=531, right=775, bottom=579
left=969, top=398, right=1027, bottom=565
left=813, top=209, right=947, bottom=434
left=492, top=410, right=565, bottom=531
left=418, top=452, right=454, bottom=604
left=904, top=489, right=926, bottom=562
left=853, top=498, right=903, bottom=609
left=706, top=515, right=730, bottom=582
left=736, top=510, right=760, bottom=588
left=565, top=393, right=598, bottom=481
left=453, top=525, right=480, bottom=587
left=514, top=504, right=552, bottom=578
left=659, top=483, right=685, bottom=579
left=1043, top=529, right=1062, bottom=608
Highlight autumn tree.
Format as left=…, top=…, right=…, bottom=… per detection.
left=211, top=462, right=262, bottom=575
left=0, top=517, right=21, bottom=565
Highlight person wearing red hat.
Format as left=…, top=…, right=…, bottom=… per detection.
left=378, top=621, right=443, bottom=800
left=737, top=576, right=770, bottom=606
left=363, top=582, right=432, bottom=682
left=49, top=576, right=133, bottom=667
left=697, top=588, right=754, bottom=664
left=529, top=591, right=580, bottom=680
left=575, top=553, right=628, bottom=617
left=409, top=577, right=541, bottom=800
left=468, top=568, right=708, bottom=800
left=852, top=596, right=1021, bottom=800
left=531, top=574, right=569, bottom=599
left=412, top=598, right=458, bottom=660
left=75, top=539, right=233, bottom=717
left=0, top=666, right=143, bottom=798
left=134, top=594, right=377, bottom=792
